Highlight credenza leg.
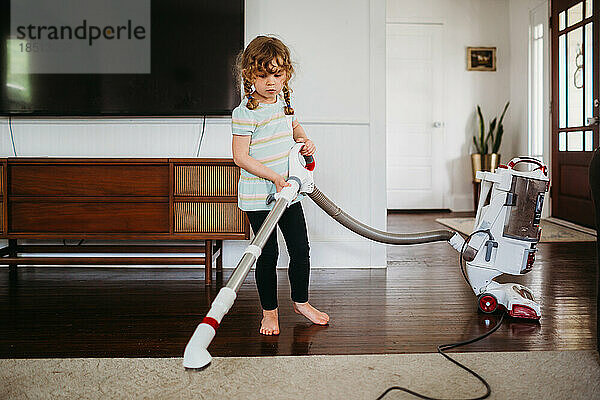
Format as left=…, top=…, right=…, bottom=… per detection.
left=215, top=240, right=223, bottom=286
left=8, top=239, right=18, bottom=272
left=205, top=240, right=213, bottom=285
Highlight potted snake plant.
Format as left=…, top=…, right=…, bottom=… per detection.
left=471, top=101, right=509, bottom=182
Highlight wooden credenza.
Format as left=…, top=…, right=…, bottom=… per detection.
left=0, top=158, right=250, bottom=285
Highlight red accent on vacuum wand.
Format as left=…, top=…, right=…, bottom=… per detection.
left=202, top=317, right=220, bottom=330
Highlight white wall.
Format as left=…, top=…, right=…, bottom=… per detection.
left=510, top=0, right=552, bottom=217
left=245, top=0, right=387, bottom=269
left=387, top=0, right=513, bottom=211
left=0, top=0, right=388, bottom=268
left=508, top=0, right=551, bottom=216
left=508, top=0, right=549, bottom=156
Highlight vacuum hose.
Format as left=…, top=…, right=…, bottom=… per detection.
left=308, top=186, right=454, bottom=245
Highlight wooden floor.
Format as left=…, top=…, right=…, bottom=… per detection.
left=0, top=212, right=597, bottom=358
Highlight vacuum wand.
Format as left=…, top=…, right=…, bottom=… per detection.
left=183, top=183, right=299, bottom=369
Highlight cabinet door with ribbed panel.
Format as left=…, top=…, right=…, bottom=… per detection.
left=173, top=161, right=247, bottom=236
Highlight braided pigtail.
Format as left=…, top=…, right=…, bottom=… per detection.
left=243, top=78, right=259, bottom=110
left=282, top=84, right=294, bottom=115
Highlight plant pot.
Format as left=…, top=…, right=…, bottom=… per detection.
left=483, top=153, right=501, bottom=173
left=471, top=153, right=501, bottom=183
left=471, top=153, right=482, bottom=183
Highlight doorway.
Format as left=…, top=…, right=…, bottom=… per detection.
left=551, top=0, right=599, bottom=228
left=386, top=23, right=445, bottom=209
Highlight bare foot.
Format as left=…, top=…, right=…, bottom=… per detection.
left=293, top=302, right=330, bottom=325
left=260, top=308, right=280, bottom=335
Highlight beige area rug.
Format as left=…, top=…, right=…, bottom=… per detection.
left=435, top=217, right=596, bottom=242
left=1, top=351, right=599, bottom=399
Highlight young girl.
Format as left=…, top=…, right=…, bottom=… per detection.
left=231, top=35, right=329, bottom=335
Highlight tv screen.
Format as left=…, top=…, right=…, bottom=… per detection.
left=0, top=0, right=244, bottom=116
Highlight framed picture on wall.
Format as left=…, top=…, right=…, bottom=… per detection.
left=467, top=47, right=496, bottom=71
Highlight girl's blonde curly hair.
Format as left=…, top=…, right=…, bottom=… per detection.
left=235, top=35, right=295, bottom=115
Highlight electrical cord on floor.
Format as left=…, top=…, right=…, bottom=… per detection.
left=376, top=228, right=502, bottom=400
left=375, top=312, right=505, bottom=400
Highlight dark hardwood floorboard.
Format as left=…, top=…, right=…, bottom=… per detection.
left=0, top=212, right=597, bottom=358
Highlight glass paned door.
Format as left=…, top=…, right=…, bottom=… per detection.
left=552, top=0, right=598, bottom=227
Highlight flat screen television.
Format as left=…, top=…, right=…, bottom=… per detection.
left=0, top=0, right=244, bottom=116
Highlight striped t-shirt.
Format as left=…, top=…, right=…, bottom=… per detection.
left=231, top=96, right=304, bottom=211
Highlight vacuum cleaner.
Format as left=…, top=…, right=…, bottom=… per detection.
left=182, top=144, right=549, bottom=369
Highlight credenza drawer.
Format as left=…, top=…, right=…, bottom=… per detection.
left=174, top=202, right=245, bottom=233
left=174, top=165, right=239, bottom=197
left=10, top=201, right=169, bottom=233
left=10, top=165, right=169, bottom=196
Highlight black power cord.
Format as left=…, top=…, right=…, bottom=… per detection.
left=195, top=115, right=206, bottom=157
left=9, top=116, right=17, bottom=156
left=376, top=313, right=505, bottom=400
left=377, top=228, right=502, bottom=400
left=459, top=229, right=494, bottom=287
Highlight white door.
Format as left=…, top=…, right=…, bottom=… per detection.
left=386, top=23, right=445, bottom=209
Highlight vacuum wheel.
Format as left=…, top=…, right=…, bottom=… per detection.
left=478, top=293, right=498, bottom=313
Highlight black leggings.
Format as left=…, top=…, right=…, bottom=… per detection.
left=245, top=202, right=310, bottom=310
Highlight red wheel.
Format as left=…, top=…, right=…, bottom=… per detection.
left=478, top=293, right=498, bottom=313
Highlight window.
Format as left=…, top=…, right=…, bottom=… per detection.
left=529, top=20, right=545, bottom=160
left=529, top=2, right=552, bottom=161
